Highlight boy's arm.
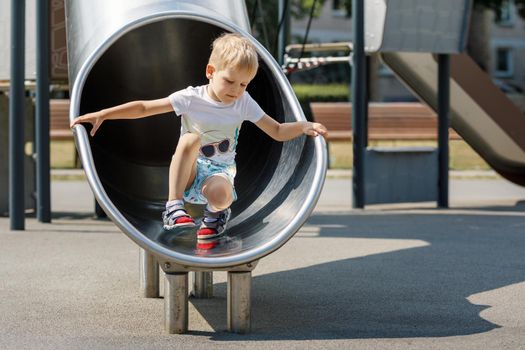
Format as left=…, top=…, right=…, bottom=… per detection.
left=254, top=115, right=328, bottom=142
left=70, top=97, right=173, bottom=136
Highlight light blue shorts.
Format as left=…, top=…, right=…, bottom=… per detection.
left=184, top=157, right=237, bottom=205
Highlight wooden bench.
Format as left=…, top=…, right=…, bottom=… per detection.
left=50, top=99, right=73, bottom=141
left=50, top=99, right=81, bottom=167
left=309, top=102, right=461, bottom=141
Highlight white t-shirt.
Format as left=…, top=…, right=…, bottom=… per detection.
left=169, top=85, right=266, bottom=165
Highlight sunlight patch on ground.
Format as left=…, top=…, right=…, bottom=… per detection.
left=468, top=281, right=525, bottom=328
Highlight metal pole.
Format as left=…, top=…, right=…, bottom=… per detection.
left=164, top=272, right=188, bottom=334
left=277, top=0, right=289, bottom=65
left=191, top=271, right=213, bottom=298
left=36, top=0, right=51, bottom=223
left=227, top=271, right=252, bottom=333
left=139, top=248, right=159, bottom=298
left=437, top=54, right=450, bottom=208
left=364, top=56, right=370, bottom=147
left=352, top=0, right=366, bottom=208
left=9, top=0, right=26, bottom=230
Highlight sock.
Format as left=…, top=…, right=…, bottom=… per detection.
left=206, top=203, right=220, bottom=213
left=166, top=199, right=184, bottom=209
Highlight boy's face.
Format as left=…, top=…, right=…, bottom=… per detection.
left=206, top=64, right=255, bottom=104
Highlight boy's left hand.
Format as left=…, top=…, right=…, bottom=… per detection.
left=303, top=122, right=328, bottom=137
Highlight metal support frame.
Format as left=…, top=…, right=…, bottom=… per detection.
left=36, top=0, right=51, bottom=223
left=139, top=248, right=159, bottom=298
left=9, top=0, right=26, bottom=230
left=227, top=271, right=252, bottom=333
left=352, top=0, right=366, bottom=208
left=191, top=271, right=213, bottom=298
left=159, top=260, right=256, bottom=334
left=437, top=54, right=450, bottom=208
left=283, top=42, right=352, bottom=74
left=164, top=272, right=189, bottom=334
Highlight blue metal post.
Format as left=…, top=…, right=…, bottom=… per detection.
left=352, top=0, right=366, bottom=208
left=437, top=54, right=450, bottom=208
left=9, top=0, right=26, bottom=230
left=36, top=0, right=51, bottom=222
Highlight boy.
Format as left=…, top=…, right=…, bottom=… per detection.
left=70, top=33, right=327, bottom=240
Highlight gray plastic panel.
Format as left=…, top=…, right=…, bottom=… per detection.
left=365, top=147, right=438, bottom=204
left=365, top=0, right=472, bottom=53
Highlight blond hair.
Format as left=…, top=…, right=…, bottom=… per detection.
left=209, top=33, right=259, bottom=76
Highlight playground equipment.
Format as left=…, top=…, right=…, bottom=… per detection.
left=286, top=0, right=525, bottom=202
left=64, top=0, right=525, bottom=334
left=0, top=95, right=36, bottom=216
left=369, top=0, right=525, bottom=186
left=66, top=0, right=327, bottom=334
left=380, top=52, right=525, bottom=186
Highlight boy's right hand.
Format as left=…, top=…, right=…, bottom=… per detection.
left=70, top=112, right=105, bottom=137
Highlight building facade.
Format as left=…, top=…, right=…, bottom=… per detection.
left=291, top=0, right=525, bottom=108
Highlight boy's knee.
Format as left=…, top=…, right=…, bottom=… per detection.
left=203, top=176, right=233, bottom=208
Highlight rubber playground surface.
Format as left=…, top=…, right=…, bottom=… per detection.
left=1, top=172, right=525, bottom=350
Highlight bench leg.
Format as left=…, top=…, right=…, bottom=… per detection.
left=227, top=271, right=252, bottom=333
left=139, top=248, right=159, bottom=298
left=191, top=271, right=213, bottom=298
left=164, top=272, right=189, bottom=334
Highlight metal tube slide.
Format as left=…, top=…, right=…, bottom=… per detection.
left=65, top=0, right=327, bottom=268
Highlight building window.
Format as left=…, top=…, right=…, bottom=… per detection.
left=495, top=0, right=515, bottom=26
left=494, top=47, right=514, bottom=78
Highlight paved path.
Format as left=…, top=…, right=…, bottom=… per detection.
left=1, top=174, right=525, bottom=349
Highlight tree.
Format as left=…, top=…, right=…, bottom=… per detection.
left=339, top=0, right=525, bottom=18
left=245, top=0, right=326, bottom=58
left=337, top=0, right=525, bottom=72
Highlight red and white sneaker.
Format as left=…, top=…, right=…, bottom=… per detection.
left=197, top=207, right=231, bottom=240
left=162, top=205, right=195, bottom=230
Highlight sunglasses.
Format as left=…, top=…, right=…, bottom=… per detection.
left=200, top=139, right=230, bottom=157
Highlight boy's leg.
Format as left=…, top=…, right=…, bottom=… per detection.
left=197, top=175, right=234, bottom=239
left=169, top=133, right=200, bottom=200
left=163, top=133, right=200, bottom=229
left=202, top=175, right=234, bottom=211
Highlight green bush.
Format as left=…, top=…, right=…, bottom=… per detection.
left=292, top=84, right=350, bottom=121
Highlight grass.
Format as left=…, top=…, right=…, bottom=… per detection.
left=51, top=140, right=78, bottom=169
left=292, top=83, right=350, bottom=100
left=328, top=140, right=491, bottom=170
left=52, top=139, right=491, bottom=171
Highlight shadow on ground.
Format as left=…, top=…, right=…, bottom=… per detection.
left=190, top=204, right=525, bottom=340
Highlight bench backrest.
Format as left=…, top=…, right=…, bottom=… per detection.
left=309, top=102, right=460, bottom=140
left=50, top=99, right=72, bottom=140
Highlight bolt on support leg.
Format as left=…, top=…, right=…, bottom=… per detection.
left=139, top=248, right=159, bottom=298
left=164, top=272, right=189, bottom=334
left=227, top=271, right=252, bottom=333
left=191, top=271, right=213, bottom=298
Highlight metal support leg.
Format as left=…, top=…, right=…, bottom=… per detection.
left=351, top=0, right=366, bottom=208
left=227, top=271, right=252, bottom=333
left=437, top=54, right=450, bottom=208
left=164, top=272, right=189, bottom=334
left=191, top=271, right=213, bottom=298
left=139, top=249, right=159, bottom=298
